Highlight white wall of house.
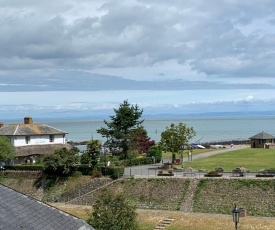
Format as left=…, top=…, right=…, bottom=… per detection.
left=11, top=134, right=66, bottom=147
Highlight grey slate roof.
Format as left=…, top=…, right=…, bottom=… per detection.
left=0, top=124, right=67, bottom=136
left=249, top=131, right=275, bottom=140
left=0, top=184, right=94, bottom=230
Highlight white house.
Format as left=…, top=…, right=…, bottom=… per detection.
left=0, top=117, right=71, bottom=164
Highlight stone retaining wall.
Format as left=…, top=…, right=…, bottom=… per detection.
left=1, top=175, right=275, bottom=217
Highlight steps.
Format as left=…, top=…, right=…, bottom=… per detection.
left=154, top=217, right=175, bottom=230
left=180, top=179, right=199, bottom=212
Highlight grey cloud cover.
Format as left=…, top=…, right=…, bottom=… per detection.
left=1, top=0, right=275, bottom=77
left=1, top=0, right=275, bottom=118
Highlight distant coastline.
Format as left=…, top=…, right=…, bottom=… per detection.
left=1, top=111, right=275, bottom=121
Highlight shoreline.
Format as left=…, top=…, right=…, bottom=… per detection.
left=69, top=139, right=251, bottom=147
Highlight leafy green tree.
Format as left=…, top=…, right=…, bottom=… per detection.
left=87, top=139, right=101, bottom=165
left=88, top=190, right=138, bottom=230
left=0, top=136, right=15, bottom=162
left=159, top=122, right=196, bottom=163
left=148, top=145, right=162, bottom=163
left=42, top=147, right=79, bottom=176
left=97, top=100, right=144, bottom=158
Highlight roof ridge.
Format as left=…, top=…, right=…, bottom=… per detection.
left=43, top=124, right=68, bottom=133
left=13, top=125, right=19, bottom=135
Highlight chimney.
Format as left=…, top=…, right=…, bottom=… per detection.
left=24, top=117, right=33, bottom=124
left=0, top=122, right=3, bottom=128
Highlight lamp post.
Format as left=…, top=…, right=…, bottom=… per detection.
left=232, top=204, right=240, bottom=230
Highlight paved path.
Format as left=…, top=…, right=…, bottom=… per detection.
left=124, top=145, right=250, bottom=178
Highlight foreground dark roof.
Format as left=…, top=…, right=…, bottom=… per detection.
left=0, top=184, right=94, bottom=230
left=249, top=131, right=275, bottom=140
left=0, top=124, right=67, bottom=136
left=15, top=144, right=72, bottom=157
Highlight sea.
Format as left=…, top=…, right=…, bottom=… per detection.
left=2, top=116, right=275, bottom=145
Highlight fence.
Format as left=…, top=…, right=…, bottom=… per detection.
left=122, top=169, right=259, bottom=179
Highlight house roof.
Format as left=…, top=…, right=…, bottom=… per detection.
left=249, top=131, right=275, bottom=140
left=0, top=184, right=94, bottom=230
left=15, top=143, right=73, bottom=157
left=0, top=124, right=67, bottom=136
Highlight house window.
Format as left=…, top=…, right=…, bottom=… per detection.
left=25, top=136, right=30, bottom=144
left=49, top=135, right=54, bottom=143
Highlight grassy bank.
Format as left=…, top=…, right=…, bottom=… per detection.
left=51, top=203, right=275, bottom=230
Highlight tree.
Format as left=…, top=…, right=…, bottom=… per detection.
left=0, top=136, right=15, bottom=162
left=97, top=100, right=144, bottom=158
left=159, top=122, right=196, bottom=163
left=130, top=127, right=155, bottom=155
left=148, top=145, right=162, bottom=163
left=42, top=147, right=79, bottom=176
left=86, top=139, right=101, bottom=166
left=87, top=190, right=138, bottom=230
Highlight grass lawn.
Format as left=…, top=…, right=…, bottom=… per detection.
left=183, top=148, right=275, bottom=172
left=50, top=204, right=275, bottom=230
left=162, top=148, right=216, bottom=159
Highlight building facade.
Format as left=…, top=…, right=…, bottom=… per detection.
left=0, top=117, right=71, bottom=164
left=249, top=131, right=275, bottom=148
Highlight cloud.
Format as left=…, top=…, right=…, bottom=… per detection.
left=0, top=71, right=273, bottom=92
left=0, top=90, right=275, bottom=120
left=1, top=0, right=275, bottom=80
left=1, top=1, right=275, bottom=118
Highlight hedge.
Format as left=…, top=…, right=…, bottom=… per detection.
left=4, top=165, right=43, bottom=171
left=73, top=165, right=95, bottom=175
left=112, top=157, right=152, bottom=167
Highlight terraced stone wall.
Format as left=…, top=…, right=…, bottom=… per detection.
left=193, top=179, right=275, bottom=216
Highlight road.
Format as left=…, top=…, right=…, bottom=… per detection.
left=123, top=145, right=257, bottom=178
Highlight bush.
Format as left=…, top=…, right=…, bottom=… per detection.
left=91, top=169, right=103, bottom=178
left=205, top=171, right=222, bottom=177
left=71, top=171, right=82, bottom=178
left=148, top=145, right=162, bottom=163
left=73, top=165, right=94, bottom=175
left=105, top=166, right=124, bottom=179
left=87, top=190, right=138, bottom=230
left=215, top=166, right=224, bottom=173
left=42, top=147, right=79, bottom=176
left=80, top=153, right=89, bottom=164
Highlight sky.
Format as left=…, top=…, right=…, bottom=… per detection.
left=1, top=0, right=275, bottom=119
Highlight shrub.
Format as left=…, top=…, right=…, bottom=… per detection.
left=91, top=169, right=103, bottom=178
left=80, top=153, right=89, bottom=164
left=215, top=166, right=224, bottom=172
left=105, top=166, right=124, bottom=179
left=87, top=190, right=138, bottom=230
left=5, top=165, right=43, bottom=171
left=71, top=171, right=82, bottom=178
left=73, top=165, right=94, bottom=175
left=148, top=145, right=162, bottom=163
left=205, top=171, right=222, bottom=177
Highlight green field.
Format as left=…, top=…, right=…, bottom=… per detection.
left=182, top=148, right=275, bottom=172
